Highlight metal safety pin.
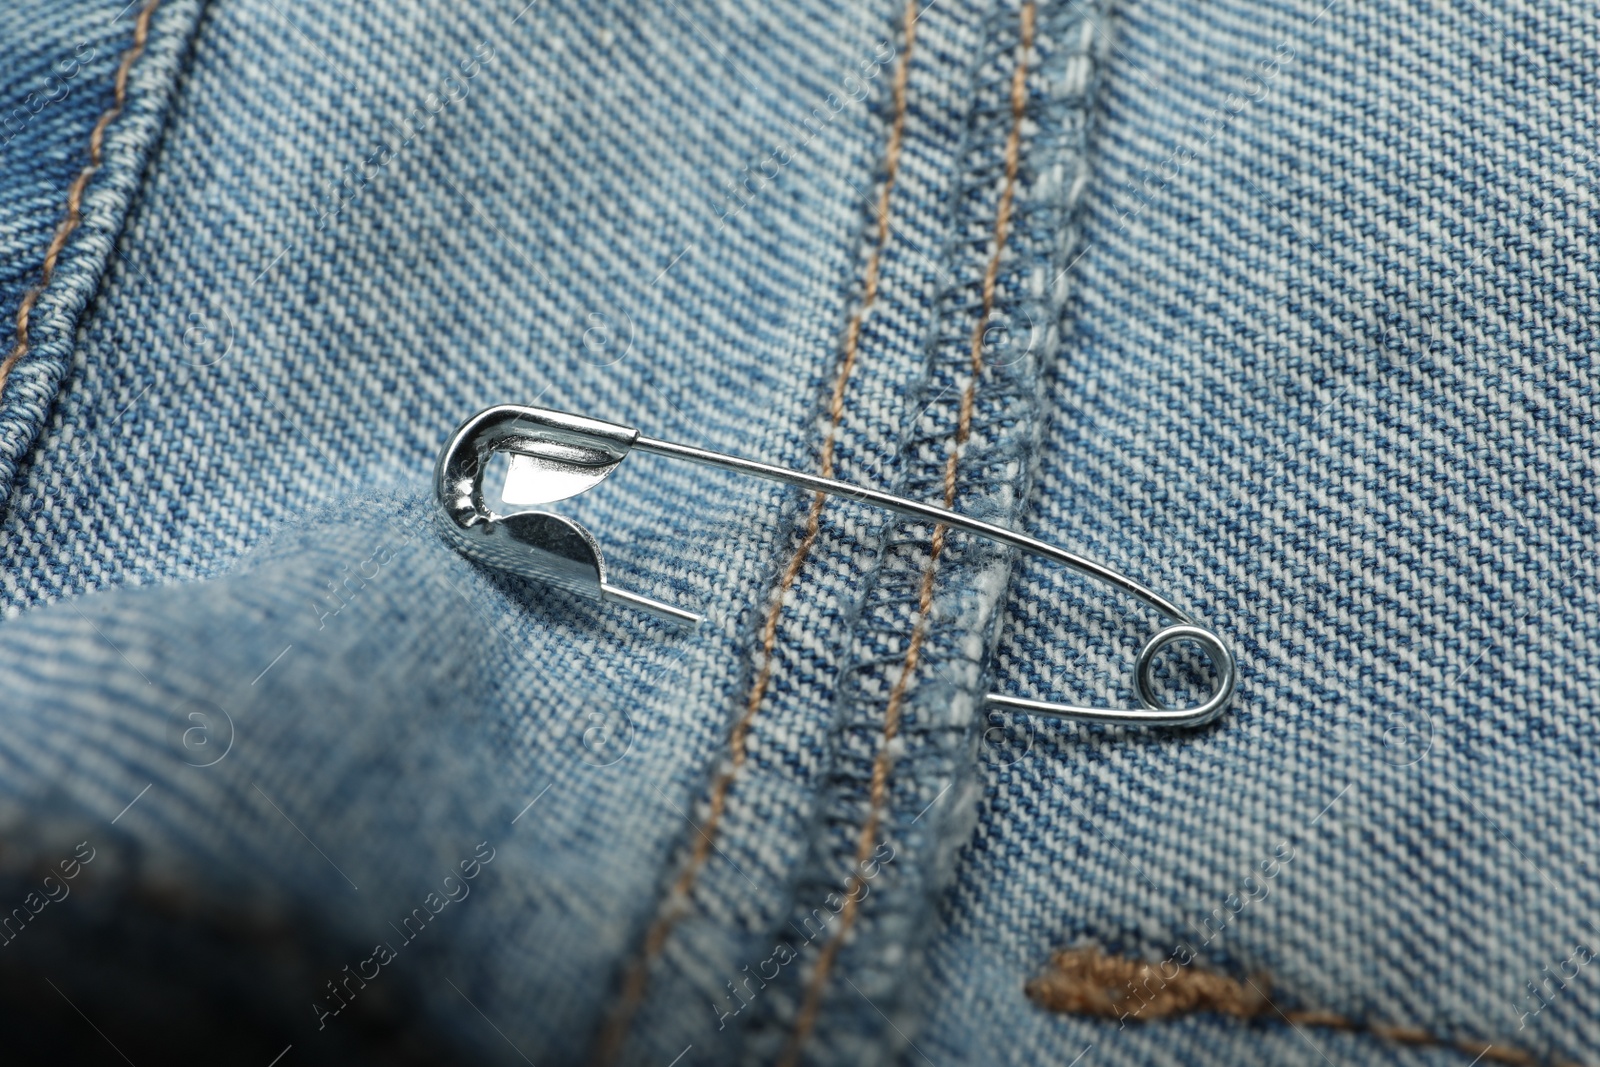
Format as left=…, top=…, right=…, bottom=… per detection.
left=435, top=405, right=1236, bottom=728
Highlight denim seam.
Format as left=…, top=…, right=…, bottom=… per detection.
left=0, top=0, right=204, bottom=521
left=736, top=2, right=1105, bottom=1061
left=0, top=0, right=161, bottom=403
left=589, top=4, right=925, bottom=1060
left=777, top=5, right=1037, bottom=1063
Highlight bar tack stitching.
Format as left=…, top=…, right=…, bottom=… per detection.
left=1028, top=946, right=1588, bottom=1067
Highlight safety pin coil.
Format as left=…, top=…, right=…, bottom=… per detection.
left=435, top=405, right=1236, bottom=728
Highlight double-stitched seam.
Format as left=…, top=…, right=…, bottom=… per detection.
left=0, top=0, right=163, bottom=402
left=1028, top=946, right=1588, bottom=1067
left=589, top=4, right=922, bottom=1061
left=777, top=5, right=1037, bottom=1064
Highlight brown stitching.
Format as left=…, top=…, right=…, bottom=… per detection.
left=1026, top=946, right=1587, bottom=1067
left=1025, top=945, right=1268, bottom=1020
left=587, top=5, right=922, bottom=1063
left=777, top=6, right=1037, bottom=1065
left=0, top=0, right=163, bottom=402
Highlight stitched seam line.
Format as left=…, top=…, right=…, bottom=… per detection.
left=589, top=5, right=921, bottom=1061
left=0, top=0, right=163, bottom=401
left=777, top=5, right=1036, bottom=1064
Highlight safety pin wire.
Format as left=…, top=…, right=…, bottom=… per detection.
left=634, top=435, right=1237, bottom=728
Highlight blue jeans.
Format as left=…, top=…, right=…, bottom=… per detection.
left=0, top=0, right=1595, bottom=1063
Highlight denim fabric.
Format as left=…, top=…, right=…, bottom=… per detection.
left=0, top=502, right=523, bottom=1062
left=927, top=1, right=1600, bottom=1065
left=0, top=0, right=1072, bottom=1063
left=0, top=0, right=202, bottom=519
left=1, top=0, right=1596, bottom=1065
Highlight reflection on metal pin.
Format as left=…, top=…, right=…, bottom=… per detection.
left=435, top=405, right=1236, bottom=728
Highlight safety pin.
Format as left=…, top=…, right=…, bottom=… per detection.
left=435, top=405, right=1236, bottom=728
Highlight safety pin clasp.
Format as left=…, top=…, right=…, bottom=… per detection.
left=434, top=405, right=703, bottom=626
left=435, top=405, right=1236, bottom=728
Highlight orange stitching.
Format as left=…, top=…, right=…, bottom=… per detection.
left=777, top=6, right=1037, bottom=1064
left=588, top=5, right=922, bottom=1063
left=0, top=0, right=163, bottom=402
left=1027, top=946, right=1586, bottom=1067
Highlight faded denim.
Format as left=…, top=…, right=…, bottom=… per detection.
left=0, top=0, right=1596, bottom=1065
